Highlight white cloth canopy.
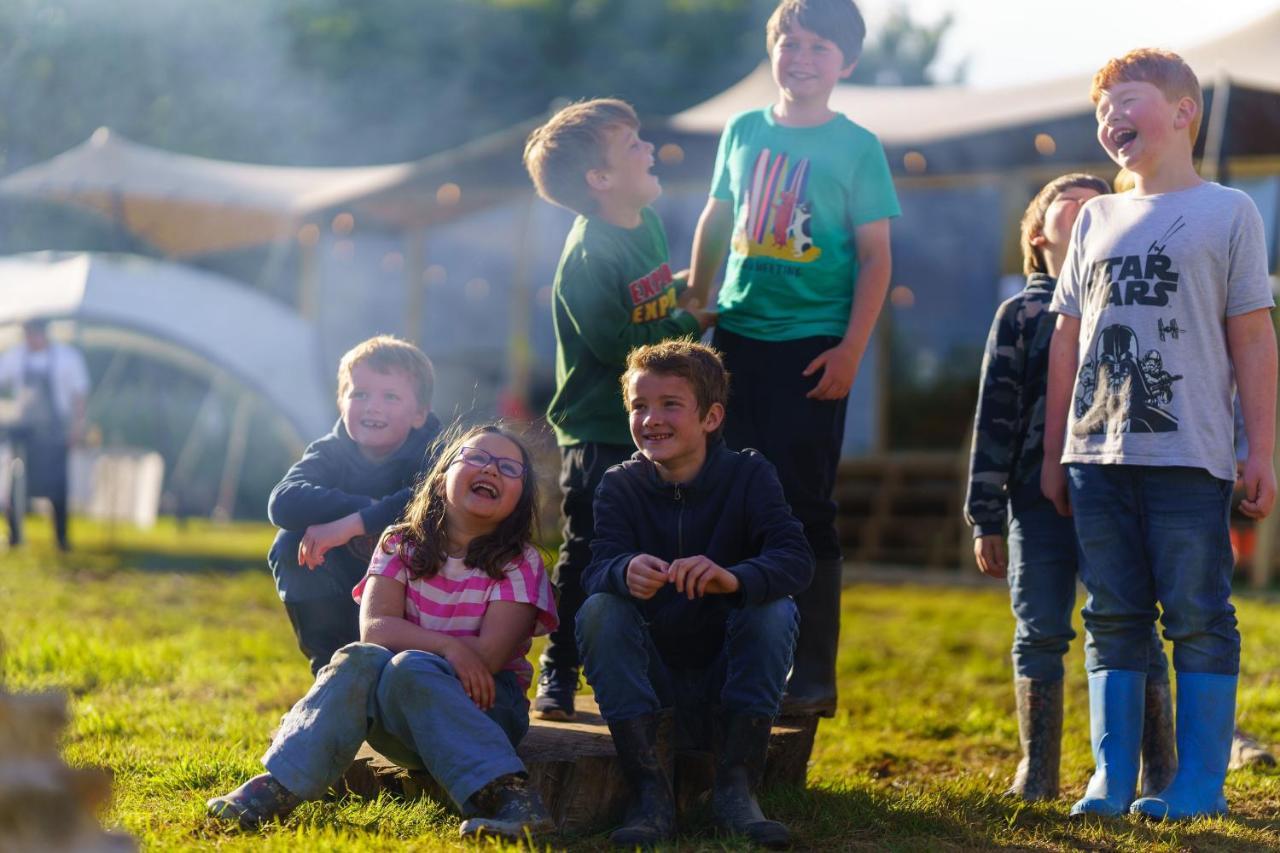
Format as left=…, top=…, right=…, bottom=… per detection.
left=671, top=9, right=1280, bottom=143
left=0, top=252, right=332, bottom=439
left=0, top=129, right=413, bottom=257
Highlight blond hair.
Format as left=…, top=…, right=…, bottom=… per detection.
left=523, top=98, right=639, bottom=215
left=336, top=335, right=434, bottom=409
left=1091, top=48, right=1203, bottom=144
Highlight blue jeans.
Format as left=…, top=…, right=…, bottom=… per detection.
left=1007, top=483, right=1168, bottom=683
left=575, top=592, right=799, bottom=723
left=262, top=643, right=529, bottom=809
left=1067, top=464, right=1239, bottom=676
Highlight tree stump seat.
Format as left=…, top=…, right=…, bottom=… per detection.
left=340, top=695, right=818, bottom=834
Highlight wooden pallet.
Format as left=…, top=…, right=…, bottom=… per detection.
left=340, top=696, right=819, bottom=834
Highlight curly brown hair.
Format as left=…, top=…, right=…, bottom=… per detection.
left=381, top=423, right=538, bottom=581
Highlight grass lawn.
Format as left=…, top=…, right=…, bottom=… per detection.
left=5, top=517, right=1280, bottom=850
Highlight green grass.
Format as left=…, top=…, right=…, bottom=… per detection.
left=6, top=517, right=1280, bottom=850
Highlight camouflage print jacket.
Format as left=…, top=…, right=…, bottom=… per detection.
left=964, top=273, right=1058, bottom=537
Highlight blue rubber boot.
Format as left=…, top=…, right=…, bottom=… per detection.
left=1071, top=670, right=1145, bottom=817
left=1131, top=672, right=1236, bottom=821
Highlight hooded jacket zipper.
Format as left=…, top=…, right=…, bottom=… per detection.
left=674, top=483, right=685, bottom=555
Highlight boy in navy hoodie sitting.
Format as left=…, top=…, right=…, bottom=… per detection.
left=268, top=335, right=443, bottom=674
left=577, top=340, right=813, bottom=848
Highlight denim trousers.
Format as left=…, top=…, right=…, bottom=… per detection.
left=262, top=643, right=529, bottom=809
left=575, top=592, right=799, bottom=723
left=1067, top=464, right=1239, bottom=676
left=270, top=529, right=370, bottom=674
left=1006, top=482, right=1168, bottom=683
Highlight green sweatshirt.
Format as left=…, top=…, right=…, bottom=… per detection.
left=547, top=207, right=701, bottom=447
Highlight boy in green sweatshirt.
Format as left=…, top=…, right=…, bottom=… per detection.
left=523, top=98, right=714, bottom=719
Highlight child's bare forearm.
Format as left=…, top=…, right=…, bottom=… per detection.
left=688, top=199, right=733, bottom=306
left=1229, top=309, right=1278, bottom=459
left=1043, top=316, right=1080, bottom=461
left=840, top=248, right=891, bottom=363
left=360, top=616, right=457, bottom=658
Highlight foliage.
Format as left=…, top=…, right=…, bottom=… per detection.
left=849, top=3, right=963, bottom=87
left=4, top=520, right=1280, bottom=850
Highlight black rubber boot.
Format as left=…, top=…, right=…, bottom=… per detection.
left=1007, top=678, right=1063, bottom=801
left=1140, top=679, right=1177, bottom=797
left=781, top=557, right=842, bottom=718
left=607, top=712, right=676, bottom=847
left=458, top=773, right=554, bottom=840
left=713, top=714, right=790, bottom=849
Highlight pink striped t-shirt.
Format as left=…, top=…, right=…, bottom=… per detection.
left=352, top=540, right=558, bottom=690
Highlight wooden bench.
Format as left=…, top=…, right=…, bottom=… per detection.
left=341, top=696, right=819, bottom=834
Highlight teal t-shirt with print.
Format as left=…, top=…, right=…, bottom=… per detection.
left=710, top=107, right=901, bottom=341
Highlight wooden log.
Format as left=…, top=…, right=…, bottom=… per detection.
left=341, top=696, right=819, bottom=834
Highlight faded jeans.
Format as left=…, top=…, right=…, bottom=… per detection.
left=1067, top=464, right=1239, bottom=676
left=262, top=642, right=529, bottom=809
left=1007, top=481, right=1168, bottom=683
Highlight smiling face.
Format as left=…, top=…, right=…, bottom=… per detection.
left=770, top=22, right=855, bottom=108
left=340, top=363, right=428, bottom=463
left=627, top=370, right=724, bottom=483
left=443, top=431, right=526, bottom=532
left=590, top=123, right=661, bottom=210
left=1095, top=81, right=1193, bottom=174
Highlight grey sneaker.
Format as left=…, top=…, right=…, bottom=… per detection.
left=207, top=773, right=301, bottom=829
left=533, top=666, right=580, bottom=721
left=459, top=773, right=554, bottom=839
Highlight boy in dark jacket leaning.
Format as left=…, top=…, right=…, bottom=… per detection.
left=577, top=340, right=813, bottom=848
left=268, top=335, right=442, bottom=674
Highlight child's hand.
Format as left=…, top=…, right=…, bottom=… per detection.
left=1238, top=453, right=1277, bottom=519
left=1040, top=461, right=1072, bottom=517
left=297, top=512, right=365, bottom=570
left=686, top=303, right=718, bottom=333
left=668, top=555, right=739, bottom=599
left=626, top=554, right=670, bottom=600
left=443, top=640, right=496, bottom=710
left=803, top=342, right=859, bottom=400
left=973, top=535, right=1008, bottom=579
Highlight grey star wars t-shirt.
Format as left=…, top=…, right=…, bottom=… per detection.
left=1051, top=182, right=1274, bottom=481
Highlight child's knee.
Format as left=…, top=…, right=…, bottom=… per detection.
left=328, top=642, right=393, bottom=674
left=731, top=597, right=799, bottom=641
left=575, top=593, right=636, bottom=644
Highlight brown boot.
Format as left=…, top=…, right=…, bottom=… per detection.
left=1007, top=678, right=1062, bottom=801
left=1140, top=679, right=1177, bottom=796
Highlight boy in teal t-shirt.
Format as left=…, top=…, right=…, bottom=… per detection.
left=688, top=0, right=900, bottom=717
left=523, top=98, right=713, bottom=720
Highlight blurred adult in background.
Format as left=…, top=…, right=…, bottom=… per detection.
left=0, top=318, right=89, bottom=551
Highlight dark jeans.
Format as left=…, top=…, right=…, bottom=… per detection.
left=1067, top=464, right=1239, bottom=676
left=271, top=528, right=368, bottom=675
left=541, top=442, right=635, bottom=672
left=712, top=328, right=847, bottom=561
left=1006, top=482, right=1168, bottom=683
left=7, top=433, right=69, bottom=548
left=575, top=592, right=799, bottom=723
left=263, top=643, right=528, bottom=809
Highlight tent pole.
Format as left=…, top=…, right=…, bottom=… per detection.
left=404, top=228, right=427, bottom=345
left=1201, top=70, right=1232, bottom=183
left=212, top=391, right=254, bottom=522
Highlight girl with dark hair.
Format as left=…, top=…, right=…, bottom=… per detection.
left=208, top=424, right=559, bottom=840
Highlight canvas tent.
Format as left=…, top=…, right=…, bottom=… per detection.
left=0, top=252, right=331, bottom=441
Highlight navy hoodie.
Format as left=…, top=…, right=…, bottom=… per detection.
left=583, top=442, right=814, bottom=668
left=268, top=414, right=443, bottom=600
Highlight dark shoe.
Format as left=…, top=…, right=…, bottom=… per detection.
left=782, top=557, right=842, bottom=719
left=533, top=666, right=579, bottom=721
left=1007, top=677, right=1062, bottom=801
left=458, top=773, right=554, bottom=839
left=1231, top=727, right=1277, bottom=770
left=1140, top=679, right=1177, bottom=797
left=607, top=713, right=676, bottom=847
left=206, top=773, right=301, bottom=829
left=713, top=714, right=790, bottom=849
